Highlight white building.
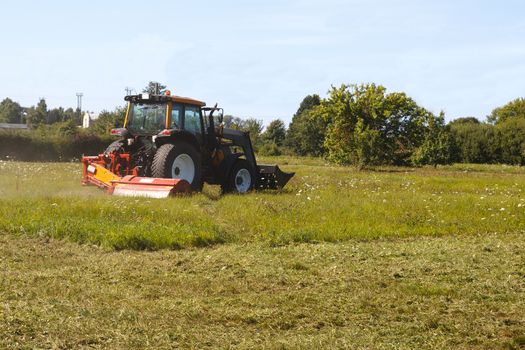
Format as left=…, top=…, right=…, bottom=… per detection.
left=82, top=112, right=99, bottom=128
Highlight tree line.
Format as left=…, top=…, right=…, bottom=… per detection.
left=1, top=82, right=524, bottom=166
left=262, top=84, right=525, bottom=167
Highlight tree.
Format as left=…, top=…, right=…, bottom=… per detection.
left=286, top=94, right=324, bottom=155
left=448, top=117, right=480, bottom=126
left=47, top=107, right=66, bottom=124
left=56, top=119, right=79, bottom=137
left=495, top=117, right=525, bottom=165
left=487, top=98, right=525, bottom=124
left=287, top=107, right=328, bottom=156
left=26, top=98, right=48, bottom=128
left=0, top=98, right=23, bottom=123
left=242, top=118, right=263, bottom=135
left=222, top=115, right=243, bottom=129
left=63, top=108, right=79, bottom=125
left=294, top=94, right=321, bottom=117
left=449, top=121, right=496, bottom=163
left=241, top=118, right=264, bottom=148
left=411, top=112, right=453, bottom=167
left=322, top=84, right=430, bottom=166
left=142, top=81, right=167, bottom=94
left=263, top=119, right=286, bottom=146
left=90, top=108, right=126, bottom=135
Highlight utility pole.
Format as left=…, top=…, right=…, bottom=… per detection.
left=76, top=93, right=83, bottom=125
left=76, top=92, right=83, bottom=112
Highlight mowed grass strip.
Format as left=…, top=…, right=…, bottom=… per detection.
left=0, top=159, right=524, bottom=250
left=0, top=233, right=523, bottom=349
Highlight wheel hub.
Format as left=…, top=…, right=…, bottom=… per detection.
left=234, top=168, right=251, bottom=193
left=171, top=154, right=195, bottom=183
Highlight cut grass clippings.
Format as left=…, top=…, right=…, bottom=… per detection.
left=0, top=232, right=523, bottom=349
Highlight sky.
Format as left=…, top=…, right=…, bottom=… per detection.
left=0, top=0, right=524, bottom=124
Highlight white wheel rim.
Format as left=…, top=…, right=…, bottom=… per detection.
left=235, top=168, right=251, bottom=193
left=171, top=154, right=195, bottom=183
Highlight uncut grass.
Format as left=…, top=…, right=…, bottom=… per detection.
left=0, top=159, right=524, bottom=250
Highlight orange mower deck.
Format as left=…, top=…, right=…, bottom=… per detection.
left=82, top=156, right=191, bottom=198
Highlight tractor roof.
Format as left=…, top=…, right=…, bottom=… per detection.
left=169, top=95, right=206, bottom=107
left=125, top=93, right=206, bottom=107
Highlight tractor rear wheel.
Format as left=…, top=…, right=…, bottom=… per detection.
left=222, top=159, right=254, bottom=194
left=151, top=141, right=202, bottom=191
left=104, top=140, right=126, bottom=154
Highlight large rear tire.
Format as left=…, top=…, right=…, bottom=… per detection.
left=222, top=159, right=254, bottom=194
left=152, top=141, right=202, bottom=191
left=104, top=140, right=126, bottom=154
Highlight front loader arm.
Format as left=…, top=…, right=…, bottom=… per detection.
left=220, top=128, right=294, bottom=190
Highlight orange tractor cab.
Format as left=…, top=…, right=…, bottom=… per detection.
left=82, top=91, right=294, bottom=198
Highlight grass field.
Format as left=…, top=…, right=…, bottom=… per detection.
left=0, top=158, right=524, bottom=348
left=1, top=158, right=524, bottom=249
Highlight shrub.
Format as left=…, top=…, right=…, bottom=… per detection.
left=0, top=130, right=112, bottom=162
left=258, top=141, right=282, bottom=156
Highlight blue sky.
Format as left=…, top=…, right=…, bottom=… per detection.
left=0, top=0, right=523, bottom=124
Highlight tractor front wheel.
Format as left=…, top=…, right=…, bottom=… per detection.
left=222, top=159, right=254, bottom=194
left=152, top=141, right=202, bottom=191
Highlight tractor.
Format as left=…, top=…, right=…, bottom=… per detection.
left=81, top=91, right=294, bottom=197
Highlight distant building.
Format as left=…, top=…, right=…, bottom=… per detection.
left=0, top=123, right=29, bottom=130
left=82, top=112, right=99, bottom=128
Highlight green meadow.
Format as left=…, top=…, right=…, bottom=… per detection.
left=0, top=158, right=524, bottom=250
left=0, top=158, right=524, bottom=348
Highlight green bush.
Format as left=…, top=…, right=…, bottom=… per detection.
left=495, top=117, right=525, bottom=165
left=321, top=84, right=433, bottom=166
left=258, top=141, right=282, bottom=156
left=449, top=120, right=496, bottom=163
left=0, top=130, right=113, bottom=161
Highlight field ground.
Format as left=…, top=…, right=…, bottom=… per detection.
left=1, top=158, right=525, bottom=249
left=0, top=158, right=524, bottom=348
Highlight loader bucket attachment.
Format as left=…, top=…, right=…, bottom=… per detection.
left=257, top=164, right=295, bottom=190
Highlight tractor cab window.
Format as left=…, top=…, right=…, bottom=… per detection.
left=127, top=103, right=167, bottom=134
left=184, top=105, right=202, bottom=135
left=171, top=103, right=183, bottom=128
